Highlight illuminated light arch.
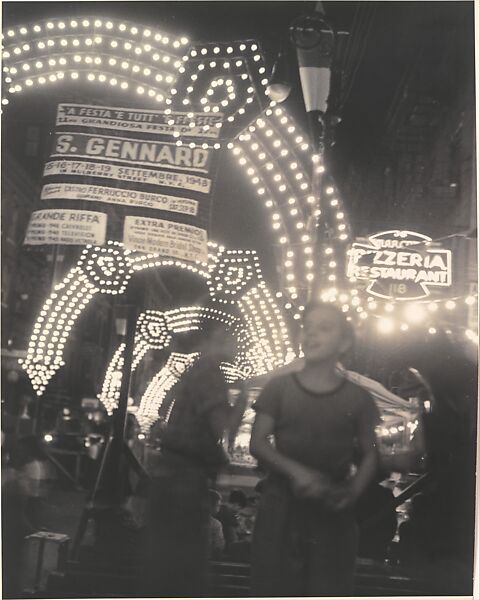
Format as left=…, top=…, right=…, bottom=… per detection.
left=2, top=16, right=362, bottom=402
left=134, top=355, right=250, bottom=433
left=100, top=342, right=127, bottom=415
left=135, top=352, right=199, bottom=431
left=99, top=273, right=292, bottom=418
left=4, top=20, right=474, bottom=328
left=230, top=105, right=352, bottom=304
left=2, top=18, right=352, bottom=309
left=102, top=302, right=258, bottom=430
left=1, top=18, right=188, bottom=103
left=131, top=311, right=172, bottom=372
left=6, top=17, right=475, bottom=400
left=21, top=237, right=293, bottom=397
left=99, top=298, right=283, bottom=418
left=174, top=45, right=265, bottom=124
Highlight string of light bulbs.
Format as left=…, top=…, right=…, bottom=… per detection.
left=2, top=17, right=189, bottom=104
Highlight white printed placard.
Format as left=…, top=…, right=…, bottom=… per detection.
left=123, top=216, right=208, bottom=263
left=51, top=133, right=211, bottom=173
left=43, top=161, right=211, bottom=194
left=24, top=209, right=107, bottom=246
left=41, top=183, right=199, bottom=216
left=56, top=104, right=223, bottom=139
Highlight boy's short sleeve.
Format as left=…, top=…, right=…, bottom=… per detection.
left=253, top=376, right=285, bottom=421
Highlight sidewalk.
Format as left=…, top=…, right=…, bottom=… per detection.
left=35, top=484, right=88, bottom=540
left=5, top=483, right=89, bottom=597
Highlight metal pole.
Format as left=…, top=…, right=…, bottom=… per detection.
left=71, top=281, right=143, bottom=556
left=110, top=303, right=138, bottom=502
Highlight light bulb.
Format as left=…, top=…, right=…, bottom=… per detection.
left=378, top=318, right=394, bottom=334
left=404, top=303, right=427, bottom=324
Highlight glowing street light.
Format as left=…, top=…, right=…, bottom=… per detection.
left=266, top=45, right=292, bottom=103
left=289, top=3, right=343, bottom=152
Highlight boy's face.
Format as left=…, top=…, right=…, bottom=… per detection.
left=301, top=306, right=351, bottom=363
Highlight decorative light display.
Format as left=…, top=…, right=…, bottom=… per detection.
left=98, top=271, right=292, bottom=419
left=376, top=418, right=420, bottom=443
left=1, top=18, right=188, bottom=103
left=2, top=20, right=352, bottom=311
left=20, top=267, right=98, bottom=394
left=163, top=305, right=240, bottom=333
left=99, top=307, right=233, bottom=413
left=230, top=104, right=351, bottom=305
left=237, top=283, right=293, bottom=375
left=356, top=293, right=478, bottom=339
left=173, top=42, right=268, bottom=128
left=79, top=241, right=132, bottom=294
left=98, top=343, right=126, bottom=414
left=20, top=241, right=134, bottom=395
left=208, top=248, right=263, bottom=303
left=136, top=355, right=251, bottom=432
left=20, top=231, right=291, bottom=410
left=219, top=362, right=250, bottom=384
left=9, top=17, right=476, bottom=416
left=132, top=311, right=172, bottom=371
left=128, top=250, right=211, bottom=279
left=136, top=352, right=199, bottom=431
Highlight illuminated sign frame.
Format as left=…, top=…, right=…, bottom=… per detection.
left=347, top=230, right=452, bottom=301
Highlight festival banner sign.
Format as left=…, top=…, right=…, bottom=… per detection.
left=49, top=133, right=211, bottom=173
left=41, top=183, right=199, bottom=216
left=43, top=161, right=211, bottom=194
left=32, top=102, right=222, bottom=260
left=55, top=104, right=223, bottom=139
left=123, top=216, right=208, bottom=263
left=24, top=209, right=107, bottom=246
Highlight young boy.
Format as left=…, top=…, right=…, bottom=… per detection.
left=250, top=301, right=380, bottom=597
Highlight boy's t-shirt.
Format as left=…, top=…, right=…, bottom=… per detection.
left=254, top=373, right=380, bottom=482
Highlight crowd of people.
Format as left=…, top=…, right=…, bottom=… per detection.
left=2, top=299, right=476, bottom=597
left=1, top=435, right=53, bottom=597
left=133, top=301, right=388, bottom=597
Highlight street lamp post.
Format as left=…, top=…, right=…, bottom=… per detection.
left=290, top=6, right=336, bottom=299
left=289, top=5, right=335, bottom=153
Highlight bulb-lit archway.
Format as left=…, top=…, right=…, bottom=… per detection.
left=3, top=16, right=476, bottom=412
left=2, top=15, right=350, bottom=403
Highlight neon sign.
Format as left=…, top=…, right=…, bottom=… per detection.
left=347, top=230, right=452, bottom=300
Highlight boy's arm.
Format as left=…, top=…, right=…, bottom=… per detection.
left=327, top=403, right=379, bottom=510
left=250, top=412, right=331, bottom=498
left=349, top=426, right=378, bottom=500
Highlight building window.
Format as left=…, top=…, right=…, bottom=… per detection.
left=448, top=125, right=462, bottom=197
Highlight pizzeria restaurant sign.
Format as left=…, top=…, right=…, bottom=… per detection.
left=346, top=230, right=452, bottom=300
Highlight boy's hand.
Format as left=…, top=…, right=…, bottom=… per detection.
left=324, top=483, right=358, bottom=511
left=289, top=466, right=332, bottom=499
